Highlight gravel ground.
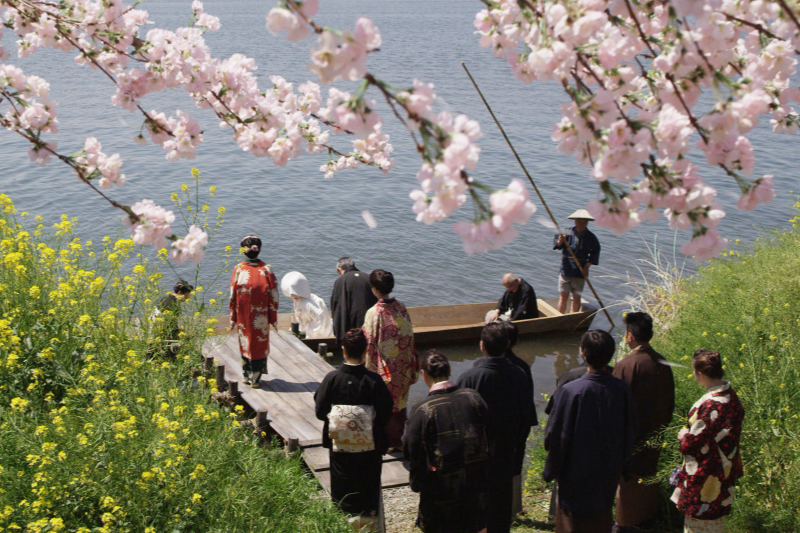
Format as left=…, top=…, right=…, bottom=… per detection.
left=379, top=486, right=556, bottom=533
left=319, top=485, right=556, bottom=533
left=383, top=487, right=420, bottom=533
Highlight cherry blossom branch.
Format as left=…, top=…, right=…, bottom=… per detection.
left=0, top=110, right=137, bottom=220
left=775, top=0, right=800, bottom=35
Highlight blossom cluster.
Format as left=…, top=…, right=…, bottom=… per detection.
left=269, top=3, right=535, bottom=253
left=400, top=80, right=535, bottom=253
left=315, top=87, right=394, bottom=177
left=0, top=0, right=393, bottom=262
left=0, top=64, right=58, bottom=166
left=80, top=137, right=125, bottom=189
left=473, top=0, right=799, bottom=259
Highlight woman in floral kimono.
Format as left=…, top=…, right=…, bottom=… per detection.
left=362, top=269, right=418, bottom=449
left=229, top=235, right=279, bottom=388
left=672, top=349, right=744, bottom=533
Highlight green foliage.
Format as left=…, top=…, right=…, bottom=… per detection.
left=0, top=194, right=350, bottom=532
left=654, top=227, right=800, bottom=532
left=524, top=425, right=551, bottom=496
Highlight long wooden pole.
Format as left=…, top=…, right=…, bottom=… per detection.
left=461, top=62, right=616, bottom=330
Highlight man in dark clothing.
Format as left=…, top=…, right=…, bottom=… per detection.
left=152, top=280, right=193, bottom=357
left=501, top=321, right=538, bottom=520
left=485, top=273, right=538, bottom=323
left=314, top=328, right=394, bottom=523
left=458, top=323, right=533, bottom=533
left=404, top=350, right=490, bottom=533
left=553, top=209, right=601, bottom=314
left=330, top=257, right=378, bottom=346
left=545, top=359, right=615, bottom=415
left=613, top=312, right=675, bottom=532
left=544, top=330, right=635, bottom=533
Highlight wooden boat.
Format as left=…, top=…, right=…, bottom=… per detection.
left=270, top=297, right=597, bottom=351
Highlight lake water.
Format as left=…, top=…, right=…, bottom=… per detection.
left=2, top=0, right=799, bottom=409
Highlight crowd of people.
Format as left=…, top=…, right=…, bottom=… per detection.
left=222, top=224, right=744, bottom=533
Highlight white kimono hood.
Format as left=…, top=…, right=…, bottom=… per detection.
left=280, top=271, right=333, bottom=339
left=281, top=271, right=312, bottom=299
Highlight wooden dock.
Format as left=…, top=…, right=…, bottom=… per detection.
left=201, top=330, right=410, bottom=492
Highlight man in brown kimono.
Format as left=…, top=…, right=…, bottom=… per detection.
left=613, top=312, right=675, bottom=532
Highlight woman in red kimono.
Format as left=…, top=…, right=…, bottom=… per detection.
left=362, top=269, right=418, bottom=449
left=229, top=235, right=279, bottom=388
left=672, top=349, right=744, bottom=533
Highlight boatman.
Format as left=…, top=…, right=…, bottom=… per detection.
left=553, top=209, right=601, bottom=314
left=330, top=257, right=378, bottom=348
left=485, top=273, right=538, bottom=323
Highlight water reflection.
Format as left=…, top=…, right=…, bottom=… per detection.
left=407, top=332, right=587, bottom=411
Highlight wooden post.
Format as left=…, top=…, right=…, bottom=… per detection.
left=216, top=364, right=226, bottom=391
left=255, top=409, right=268, bottom=430
left=317, top=343, right=327, bottom=358
left=291, top=322, right=300, bottom=336
left=286, top=436, right=299, bottom=455
left=204, top=356, right=214, bottom=373
left=228, top=380, right=239, bottom=398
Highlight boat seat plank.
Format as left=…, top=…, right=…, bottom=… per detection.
left=537, top=299, right=560, bottom=317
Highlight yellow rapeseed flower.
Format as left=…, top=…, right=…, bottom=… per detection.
left=10, top=398, right=29, bottom=412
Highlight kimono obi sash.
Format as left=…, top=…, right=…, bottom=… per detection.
left=328, top=404, right=376, bottom=453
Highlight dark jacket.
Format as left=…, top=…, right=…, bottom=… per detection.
left=544, top=363, right=613, bottom=414
left=544, top=372, right=635, bottom=518
left=314, top=363, right=394, bottom=454
left=457, top=357, right=532, bottom=477
left=612, top=344, right=674, bottom=475
left=497, top=278, right=538, bottom=321
left=506, top=350, right=538, bottom=428
left=553, top=227, right=601, bottom=278
left=330, top=266, right=378, bottom=345
left=404, top=385, right=490, bottom=533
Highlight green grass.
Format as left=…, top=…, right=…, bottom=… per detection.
left=0, top=195, right=351, bottom=532
left=519, top=218, right=800, bottom=532
left=631, top=222, right=800, bottom=532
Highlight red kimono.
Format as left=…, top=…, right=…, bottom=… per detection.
left=672, top=382, right=744, bottom=521
left=229, top=260, right=279, bottom=362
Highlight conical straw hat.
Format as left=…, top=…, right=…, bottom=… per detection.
left=567, top=209, right=594, bottom=220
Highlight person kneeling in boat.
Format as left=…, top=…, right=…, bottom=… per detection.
left=485, top=273, right=538, bottom=323
left=315, top=328, right=394, bottom=529
left=281, top=271, right=334, bottom=339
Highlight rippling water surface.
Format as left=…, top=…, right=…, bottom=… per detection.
left=2, top=0, right=798, bottom=401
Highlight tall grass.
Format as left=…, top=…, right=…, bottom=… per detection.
left=627, top=224, right=800, bottom=532
left=0, top=194, right=350, bottom=532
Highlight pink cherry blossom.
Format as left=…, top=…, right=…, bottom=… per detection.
left=124, top=199, right=175, bottom=249
left=681, top=229, right=728, bottom=261
left=169, top=224, right=208, bottom=264
left=737, top=175, right=776, bottom=211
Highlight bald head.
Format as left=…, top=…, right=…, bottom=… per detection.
left=502, top=273, right=521, bottom=292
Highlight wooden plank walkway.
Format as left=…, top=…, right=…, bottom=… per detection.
left=201, top=330, right=409, bottom=492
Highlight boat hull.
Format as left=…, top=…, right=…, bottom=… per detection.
left=268, top=297, right=597, bottom=351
